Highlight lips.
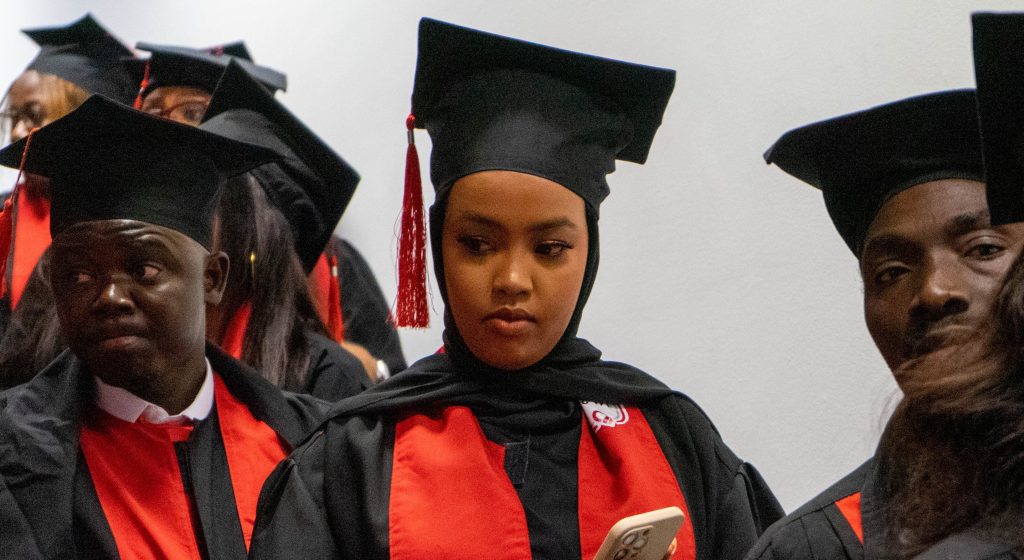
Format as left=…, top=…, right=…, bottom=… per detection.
left=89, top=322, right=148, bottom=349
left=482, top=307, right=536, bottom=337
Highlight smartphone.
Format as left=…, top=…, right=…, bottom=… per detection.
left=592, top=506, right=685, bottom=560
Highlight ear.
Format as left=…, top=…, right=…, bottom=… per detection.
left=203, top=250, right=230, bottom=305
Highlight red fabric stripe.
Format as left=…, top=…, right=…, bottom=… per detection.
left=390, top=407, right=532, bottom=559
left=390, top=405, right=695, bottom=559
left=81, top=374, right=288, bottom=557
left=214, top=375, right=290, bottom=550
left=221, top=301, right=253, bottom=359
left=80, top=410, right=203, bottom=560
left=10, top=185, right=50, bottom=308
left=834, top=492, right=863, bottom=544
left=578, top=406, right=695, bottom=560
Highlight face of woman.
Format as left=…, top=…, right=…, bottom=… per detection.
left=140, top=86, right=212, bottom=127
left=7, top=71, right=54, bottom=143
left=442, top=170, right=589, bottom=370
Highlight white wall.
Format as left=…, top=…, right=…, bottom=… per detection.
left=3, top=0, right=1020, bottom=512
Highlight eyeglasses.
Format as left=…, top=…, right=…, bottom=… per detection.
left=142, top=99, right=209, bottom=126
left=2, top=106, right=46, bottom=131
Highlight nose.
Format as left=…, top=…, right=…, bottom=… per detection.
left=10, top=118, right=29, bottom=143
left=909, top=257, right=970, bottom=322
left=492, top=248, right=532, bottom=300
left=93, top=278, right=135, bottom=317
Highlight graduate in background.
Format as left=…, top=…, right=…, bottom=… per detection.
left=249, top=18, right=782, bottom=560
left=131, top=41, right=407, bottom=377
left=199, top=61, right=370, bottom=400
left=746, top=14, right=1024, bottom=560
left=0, top=13, right=135, bottom=335
left=855, top=13, right=1024, bottom=559
left=0, top=96, right=328, bottom=559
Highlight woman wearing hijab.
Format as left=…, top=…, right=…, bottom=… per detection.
left=249, top=18, right=782, bottom=560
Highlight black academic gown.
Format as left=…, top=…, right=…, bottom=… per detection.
left=303, top=330, right=372, bottom=401
left=334, top=238, right=406, bottom=373
left=0, top=343, right=329, bottom=560
left=249, top=352, right=783, bottom=560
left=745, top=460, right=871, bottom=560
left=911, top=535, right=1021, bottom=560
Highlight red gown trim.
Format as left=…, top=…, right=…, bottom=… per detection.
left=214, top=372, right=290, bottom=550
left=10, top=185, right=50, bottom=308
left=80, top=408, right=202, bottom=560
left=577, top=405, right=695, bottom=560
left=834, top=491, right=864, bottom=543
left=80, top=375, right=289, bottom=557
left=389, top=404, right=695, bottom=559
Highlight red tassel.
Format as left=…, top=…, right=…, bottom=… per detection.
left=326, top=253, right=345, bottom=341
left=0, top=197, right=13, bottom=299
left=222, top=301, right=253, bottom=359
left=0, top=129, right=37, bottom=299
left=132, top=59, right=151, bottom=110
left=395, top=114, right=429, bottom=328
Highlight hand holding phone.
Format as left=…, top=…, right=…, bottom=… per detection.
left=592, top=506, right=684, bottom=560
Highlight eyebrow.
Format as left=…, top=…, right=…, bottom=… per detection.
left=944, top=210, right=992, bottom=238
left=455, top=212, right=578, bottom=233
left=861, top=234, right=917, bottom=262
left=860, top=210, right=995, bottom=261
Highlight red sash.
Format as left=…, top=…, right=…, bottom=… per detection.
left=10, top=186, right=50, bottom=308
left=834, top=492, right=863, bottom=543
left=389, top=405, right=696, bottom=559
left=80, top=375, right=289, bottom=557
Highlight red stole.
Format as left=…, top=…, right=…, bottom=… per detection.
left=388, top=405, right=696, bottom=559
left=80, top=375, right=289, bottom=557
left=10, top=185, right=50, bottom=308
left=834, top=492, right=864, bottom=543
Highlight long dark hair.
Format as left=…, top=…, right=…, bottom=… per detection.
left=212, top=173, right=327, bottom=392
left=876, top=250, right=1024, bottom=556
left=0, top=249, right=64, bottom=388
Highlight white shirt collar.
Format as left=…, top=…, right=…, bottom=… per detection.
left=93, top=360, right=215, bottom=425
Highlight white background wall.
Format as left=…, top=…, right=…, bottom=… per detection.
left=2, top=0, right=1020, bottom=512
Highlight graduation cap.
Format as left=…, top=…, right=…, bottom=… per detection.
left=200, top=60, right=361, bottom=273
left=411, top=17, right=675, bottom=207
left=129, top=41, right=288, bottom=100
left=22, top=13, right=137, bottom=103
left=0, top=95, right=278, bottom=249
left=395, top=17, right=676, bottom=326
left=764, top=89, right=984, bottom=256
left=973, top=12, right=1024, bottom=226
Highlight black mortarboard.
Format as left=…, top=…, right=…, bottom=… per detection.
left=973, top=12, right=1024, bottom=226
left=765, top=90, right=984, bottom=256
left=22, top=13, right=136, bottom=103
left=0, top=95, right=277, bottom=248
left=410, top=17, right=676, bottom=210
left=200, top=60, right=360, bottom=272
left=130, top=41, right=287, bottom=95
